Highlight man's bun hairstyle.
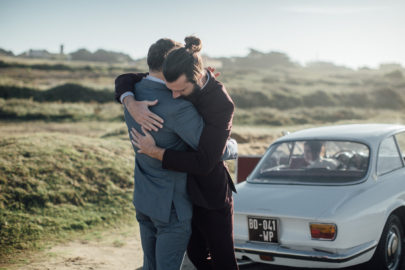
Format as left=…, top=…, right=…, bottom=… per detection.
left=184, top=36, right=202, bottom=53
left=163, top=36, right=204, bottom=84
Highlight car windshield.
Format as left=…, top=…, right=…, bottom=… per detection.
left=249, top=140, right=370, bottom=184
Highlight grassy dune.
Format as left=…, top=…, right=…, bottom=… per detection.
left=0, top=132, right=134, bottom=261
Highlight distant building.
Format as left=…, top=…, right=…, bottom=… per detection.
left=28, top=49, right=52, bottom=58
left=20, top=44, right=69, bottom=60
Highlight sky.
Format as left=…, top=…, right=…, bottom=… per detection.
left=1, top=0, right=404, bottom=68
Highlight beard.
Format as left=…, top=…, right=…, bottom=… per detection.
left=183, top=83, right=202, bottom=104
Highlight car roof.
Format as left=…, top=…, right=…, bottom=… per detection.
left=276, top=124, right=405, bottom=146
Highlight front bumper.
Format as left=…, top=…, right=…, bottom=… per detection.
left=235, top=240, right=377, bottom=268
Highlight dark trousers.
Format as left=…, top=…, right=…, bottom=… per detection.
left=187, top=199, right=238, bottom=270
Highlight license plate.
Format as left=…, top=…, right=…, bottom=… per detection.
left=247, top=216, right=278, bottom=243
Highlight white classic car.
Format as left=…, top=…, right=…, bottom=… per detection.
left=234, top=124, right=405, bottom=269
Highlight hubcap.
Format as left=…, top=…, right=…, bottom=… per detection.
left=385, top=224, right=402, bottom=269
left=387, top=231, right=398, bottom=257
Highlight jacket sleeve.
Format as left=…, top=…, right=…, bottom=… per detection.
left=114, top=73, right=147, bottom=103
left=162, top=101, right=234, bottom=175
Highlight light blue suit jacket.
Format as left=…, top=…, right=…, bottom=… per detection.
left=124, top=77, right=203, bottom=223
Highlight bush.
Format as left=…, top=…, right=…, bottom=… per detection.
left=373, top=88, right=404, bottom=109
left=0, top=84, right=113, bottom=103
left=302, top=90, right=335, bottom=107
left=270, top=92, right=302, bottom=109
left=229, top=88, right=271, bottom=108
left=384, top=70, right=403, bottom=80
left=40, top=84, right=113, bottom=103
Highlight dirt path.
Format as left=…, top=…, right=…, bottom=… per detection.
left=10, top=224, right=144, bottom=270
left=6, top=222, right=198, bottom=270
left=18, top=239, right=142, bottom=270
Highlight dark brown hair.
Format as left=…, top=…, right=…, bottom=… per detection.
left=147, top=38, right=181, bottom=71
left=163, top=36, right=204, bottom=84
left=304, top=141, right=323, bottom=158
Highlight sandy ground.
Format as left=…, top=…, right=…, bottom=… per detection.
left=6, top=222, right=200, bottom=270
left=11, top=224, right=144, bottom=270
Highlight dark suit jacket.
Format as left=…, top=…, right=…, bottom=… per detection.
left=115, top=71, right=236, bottom=210
left=115, top=72, right=147, bottom=103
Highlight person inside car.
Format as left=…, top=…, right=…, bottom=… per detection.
left=304, top=141, right=340, bottom=170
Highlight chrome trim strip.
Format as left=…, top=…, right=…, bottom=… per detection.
left=234, top=241, right=377, bottom=263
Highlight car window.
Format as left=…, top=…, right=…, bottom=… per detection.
left=249, top=140, right=369, bottom=185
left=395, top=132, right=405, bottom=162
left=377, top=136, right=403, bottom=175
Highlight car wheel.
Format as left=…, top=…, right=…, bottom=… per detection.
left=370, top=214, right=404, bottom=270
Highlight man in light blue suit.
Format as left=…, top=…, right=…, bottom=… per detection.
left=123, top=38, right=198, bottom=270
left=120, top=39, right=236, bottom=270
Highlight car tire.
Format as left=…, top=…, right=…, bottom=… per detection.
left=369, top=214, right=404, bottom=270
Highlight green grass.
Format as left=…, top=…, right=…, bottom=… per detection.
left=0, top=98, right=123, bottom=122
left=0, top=132, right=135, bottom=262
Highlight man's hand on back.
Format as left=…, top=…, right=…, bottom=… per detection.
left=130, top=127, right=165, bottom=161
left=123, top=95, right=164, bottom=132
left=207, top=66, right=220, bottom=78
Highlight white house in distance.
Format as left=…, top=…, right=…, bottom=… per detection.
left=19, top=44, right=69, bottom=60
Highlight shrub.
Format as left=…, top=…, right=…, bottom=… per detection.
left=228, top=88, right=271, bottom=108
left=384, top=70, right=403, bottom=80
left=0, top=84, right=113, bottom=103
left=302, top=90, right=335, bottom=107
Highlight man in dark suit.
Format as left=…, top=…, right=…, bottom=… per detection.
left=117, top=36, right=238, bottom=270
